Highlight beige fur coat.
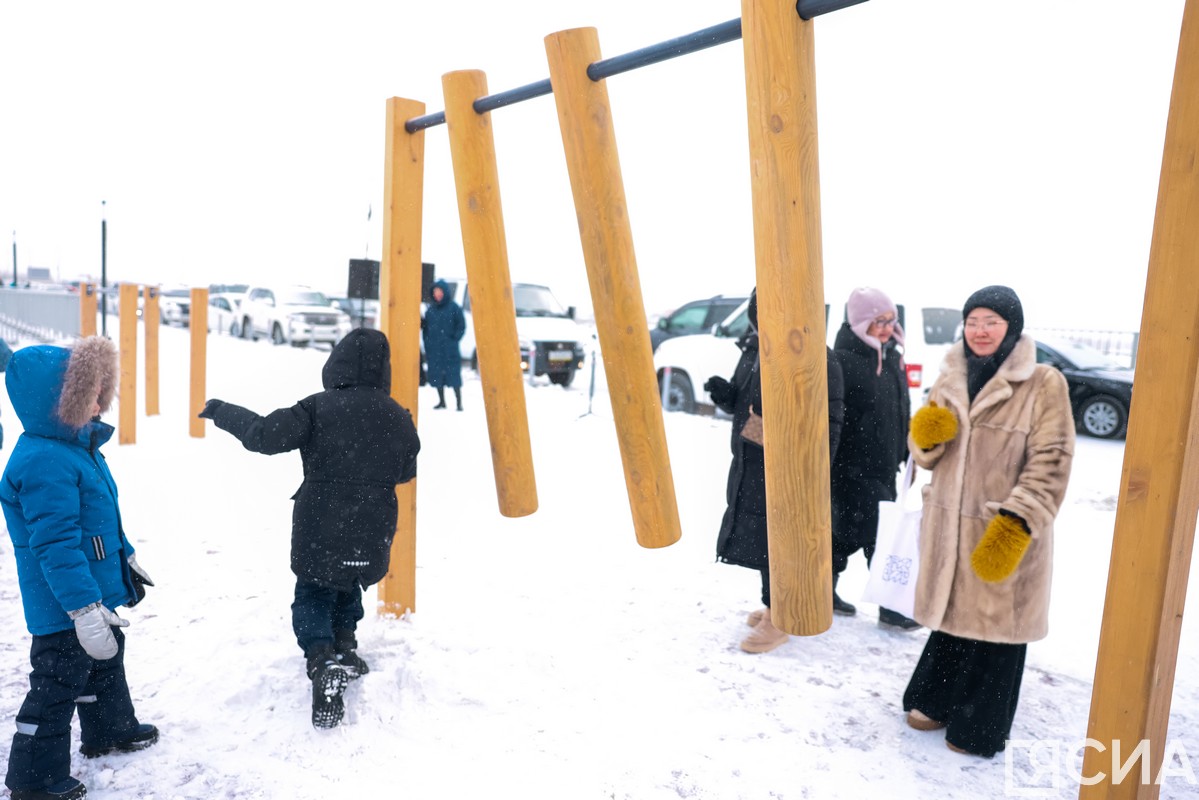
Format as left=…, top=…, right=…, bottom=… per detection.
left=910, top=335, right=1074, bottom=643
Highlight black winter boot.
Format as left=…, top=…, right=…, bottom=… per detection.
left=434, top=387, right=447, bottom=409
left=454, top=386, right=463, bottom=411
left=334, top=629, right=371, bottom=679
left=306, top=645, right=350, bottom=729
left=9, top=778, right=87, bottom=800
left=832, top=574, right=857, bottom=617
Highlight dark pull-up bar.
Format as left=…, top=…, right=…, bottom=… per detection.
left=404, top=0, right=867, bottom=133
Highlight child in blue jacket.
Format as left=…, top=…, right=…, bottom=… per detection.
left=2, top=337, right=157, bottom=800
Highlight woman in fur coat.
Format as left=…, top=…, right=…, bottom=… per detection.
left=2, top=337, right=158, bottom=800
left=903, top=285, right=1074, bottom=758
left=709, top=289, right=845, bottom=653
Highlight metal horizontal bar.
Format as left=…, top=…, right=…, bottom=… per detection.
left=587, top=18, right=741, bottom=82
left=402, top=0, right=870, bottom=132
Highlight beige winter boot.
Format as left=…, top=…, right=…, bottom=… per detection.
left=739, top=608, right=789, bottom=653
left=746, top=607, right=769, bottom=627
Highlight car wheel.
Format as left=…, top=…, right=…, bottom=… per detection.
left=549, top=367, right=576, bottom=388
left=229, top=320, right=240, bottom=338
left=659, top=370, right=695, bottom=413
left=241, top=318, right=254, bottom=340
left=1078, top=394, right=1128, bottom=439
left=271, top=324, right=286, bottom=346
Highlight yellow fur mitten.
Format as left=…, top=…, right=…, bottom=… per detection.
left=910, top=401, right=958, bottom=450
left=971, top=512, right=1031, bottom=583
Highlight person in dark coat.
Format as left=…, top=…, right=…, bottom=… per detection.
left=707, top=289, right=845, bottom=653
left=830, top=287, right=916, bottom=630
left=199, top=328, right=420, bottom=729
left=421, top=278, right=466, bottom=411
left=3, top=337, right=158, bottom=800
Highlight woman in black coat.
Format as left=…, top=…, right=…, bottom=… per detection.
left=199, top=328, right=420, bottom=728
left=830, top=287, right=915, bottom=629
left=422, top=278, right=466, bottom=410
left=708, top=289, right=845, bottom=653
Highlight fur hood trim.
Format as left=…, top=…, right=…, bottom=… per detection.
left=57, top=336, right=119, bottom=429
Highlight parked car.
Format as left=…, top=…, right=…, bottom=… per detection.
left=329, top=297, right=380, bottom=329
left=1035, top=337, right=1133, bottom=439
left=431, top=278, right=587, bottom=387
left=238, top=286, right=352, bottom=347
left=653, top=299, right=959, bottom=413
left=158, top=286, right=192, bottom=327
left=650, top=294, right=748, bottom=352
left=208, top=292, right=243, bottom=336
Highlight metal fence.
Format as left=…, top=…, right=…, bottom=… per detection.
left=0, top=287, right=81, bottom=342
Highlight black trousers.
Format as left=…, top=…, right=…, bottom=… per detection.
left=292, top=580, right=365, bottom=655
left=758, top=568, right=771, bottom=608
left=903, top=629, right=1027, bottom=757
left=830, top=491, right=880, bottom=576
left=6, top=628, right=140, bottom=792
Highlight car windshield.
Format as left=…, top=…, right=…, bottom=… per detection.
left=513, top=284, right=568, bottom=317
left=1043, top=339, right=1125, bottom=370
left=279, top=289, right=329, bottom=306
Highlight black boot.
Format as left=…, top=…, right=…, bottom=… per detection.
left=878, top=607, right=922, bottom=631
left=9, top=778, right=87, bottom=800
left=832, top=574, right=856, bottom=617
left=454, top=386, right=463, bottom=412
left=334, top=629, right=370, bottom=679
left=306, top=644, right=350, bottom=729
left=434, top=387, right=447, bottom=409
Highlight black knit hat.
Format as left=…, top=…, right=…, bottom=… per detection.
left=963, top=285, right=1024, bottom=338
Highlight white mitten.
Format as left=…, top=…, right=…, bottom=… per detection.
left=68, top=602, right=130, bottom=660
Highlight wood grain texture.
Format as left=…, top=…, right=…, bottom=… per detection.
left=742, top=0, right=832, bottom=636
left=378, top=97, right=427, bottom=616
left=189, top=288, right=208, bottom=439
left=443, top=69, right=538, bottom=519
left=143, top=286, right=159, bottom=417
left=1082, top=2, right=1198, bottom=795
left=118, top=283, right=138, bottom=445
left=544, top=27, right=681, bottom=550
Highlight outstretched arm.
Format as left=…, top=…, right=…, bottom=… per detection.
left=201, top=399, right=314, bottom=455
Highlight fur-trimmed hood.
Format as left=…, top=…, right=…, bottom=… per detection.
left=6, top=336, right=119, bottom=442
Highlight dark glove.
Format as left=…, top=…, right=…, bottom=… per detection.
left=127, top=554, right=155, bottom=606
left=703, top=376, right=735, bottom=408
left=197, top=399, right=225, bottom=420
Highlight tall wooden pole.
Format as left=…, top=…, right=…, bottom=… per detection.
left=442, top=69, right=538, bottom=519
left=377, top=97, right=426, bottom=616
left=1081, top=2, right=1199, bottom=796
left=741, top=0, right=832, bottom=636
left=189, top=288, right=208, bottom=439
left=80, top=283, right=97, bottom=337
left=545, top=27, right=682, bottom=550
left=117, top=283, right=138, bottom=445
left=143, top=286, right=160, bottom=416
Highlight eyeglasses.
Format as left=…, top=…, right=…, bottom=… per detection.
left=964, top=319, right=1008, bottom=332
left=871, top=316, right=897, bottom=328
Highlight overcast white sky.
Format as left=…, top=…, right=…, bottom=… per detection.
left=0, top=0, right=1187, bottom=329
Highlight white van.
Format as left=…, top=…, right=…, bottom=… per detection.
left=430, top=278, right=588, bottom=387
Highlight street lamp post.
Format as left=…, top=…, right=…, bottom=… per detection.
left=100, top=200, right=107, bottom=337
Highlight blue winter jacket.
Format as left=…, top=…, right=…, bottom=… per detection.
left=1, top=345, right=137, bottom=635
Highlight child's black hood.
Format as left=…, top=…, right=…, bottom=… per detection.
left=322, top=328, right=392, bottom=391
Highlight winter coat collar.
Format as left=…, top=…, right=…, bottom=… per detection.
left=938, top=334, right=1038, bottom=418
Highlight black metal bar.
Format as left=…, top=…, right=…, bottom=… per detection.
left=402, top=0, right=870, bottom=132
left=404, top=110, right=446, bottom=134
left=587, top=18, right=741, bottom=82
left=797, top=0, right=869, bottom=20
left=474, top=79, right=553, bottom=114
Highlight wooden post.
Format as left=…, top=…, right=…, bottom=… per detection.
left=442, top=69, right=538, bottom=519
left=189, top=288, right=208, bottom=439
left=545, top=27, right=682, bottom=550
left=143, top=286, right=160, bottom=416
left=741, top=0, right=832, bottom=636
left=377, top=97, right=426, bottom=616
left=117, top=284, right=138, bottom=445
left=80, top=283, right=97, bottom=337
left=1081, top=2, right=1199, bottom=796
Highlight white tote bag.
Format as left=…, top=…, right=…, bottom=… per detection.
left=862, top=458, right=922, bottom=619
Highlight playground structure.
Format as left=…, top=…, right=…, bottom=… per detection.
left=50, top=0, right=1198, bottom=794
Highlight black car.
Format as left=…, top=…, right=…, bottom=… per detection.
left=650, top=294, right=748, bottom=352
left=1035, top=338, right=1134, bottom=439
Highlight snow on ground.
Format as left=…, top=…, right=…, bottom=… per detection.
left=1, top=324, right=1197, bottom=799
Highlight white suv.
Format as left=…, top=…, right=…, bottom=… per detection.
left=238, top=285, right=352, bottom=347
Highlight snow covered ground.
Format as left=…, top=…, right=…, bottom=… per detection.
left=1, top=324, right=1197, bottom=799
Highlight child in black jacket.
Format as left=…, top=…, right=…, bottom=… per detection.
left=199, top=328, right=420, bottom=728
